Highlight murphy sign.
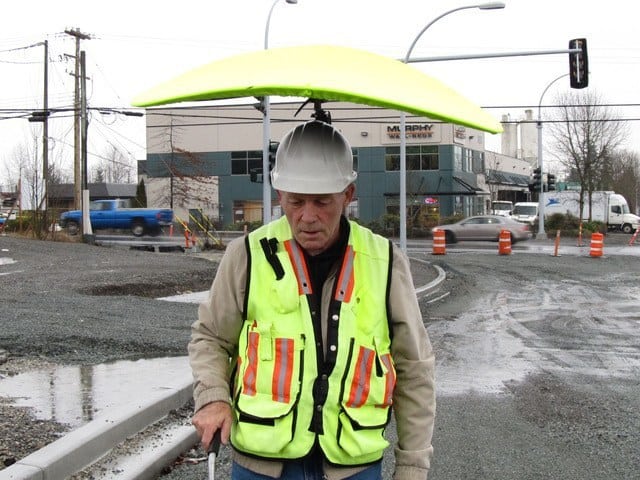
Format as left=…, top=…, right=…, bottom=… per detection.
left=383, top=123, right=440, bottom=143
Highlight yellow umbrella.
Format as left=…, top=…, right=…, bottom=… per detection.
left=132, top=44, right=501, bottom=134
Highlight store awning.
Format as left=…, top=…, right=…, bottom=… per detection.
left=385, top=176, right=490, bottom=196
left=487, top=170, right=530, bottom=187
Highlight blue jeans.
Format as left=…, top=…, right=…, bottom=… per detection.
left=231, top=457, right=382, bottom=480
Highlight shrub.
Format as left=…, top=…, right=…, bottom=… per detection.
left=544, top=213, right=605, bottom=236
left=438, top=214, right=465, bottom=225
left=226, top=221, right=263, bottom=232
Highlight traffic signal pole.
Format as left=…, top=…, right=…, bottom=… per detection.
left=534, top=39, right=588, bottom=239
left=536, top=73, right=568, bottom=239
left=536, top=116, right=546, bottom=238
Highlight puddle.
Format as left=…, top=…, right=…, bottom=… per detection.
left=0, top=356, right=191, bottom=427
left=158, top=290, right=208, bottom=303
left=0, top=257, right=16, bottom=265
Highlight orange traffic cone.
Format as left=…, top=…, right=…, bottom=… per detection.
left=498, top=229, right=512, bottom=255
left=552, top=230, right=561, bottom=257
left=589, top=232, right=604, bottom=257
left=432, top=229, right=446, bottom=255
left=577, top=222, right=585, bottom=246
left=184, top=229, right=191, bottom=249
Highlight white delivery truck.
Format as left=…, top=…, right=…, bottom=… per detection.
left=543, top=190, right=640, bottom=233
left=490, top=200, right=513, bottom=216
left=510, top=202, right=539, bottom=226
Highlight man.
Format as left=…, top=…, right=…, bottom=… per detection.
left=189, top=120, right=435, bottom=480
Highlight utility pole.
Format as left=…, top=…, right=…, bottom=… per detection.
left=80, top=50, right=93, bottom=242
left=65, top=28, right=91, bottom=210
left=43, top=40, right=49, bottom=216
left=27, top=40, right=50, bottom=233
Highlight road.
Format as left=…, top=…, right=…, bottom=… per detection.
left=1, top=233, right=640, bottom=479
left=160, top=235, right=640, bottom=480
left=420, top=245, right=640, bottom=480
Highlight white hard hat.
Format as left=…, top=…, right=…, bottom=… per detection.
left=271, top=120, right=357, bottom=194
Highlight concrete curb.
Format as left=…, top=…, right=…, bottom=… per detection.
left=410, top=258, right=446, bottom=296
left=0, top=379, right=193, bottom=480
left=96, top=425, right=199, bottom=480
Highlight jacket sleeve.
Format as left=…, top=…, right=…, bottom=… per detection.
left=188, top=237, right=248, bottom=412
left=388, top=245, right=436, bottom=480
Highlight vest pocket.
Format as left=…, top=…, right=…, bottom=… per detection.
left=336, top=409, right=389, bottom=458
left=233, top=330, right=303, bottom=453
left=334, top=340, right=395, bottom=459
left=233, top=392, right=297, bottom=453
left=341, top=342, right=396, bottom=422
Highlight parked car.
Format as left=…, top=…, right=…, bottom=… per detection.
left=432, top=215, right=533, bottom=244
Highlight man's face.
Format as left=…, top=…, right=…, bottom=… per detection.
left=278, top=185, right=354, bottom=256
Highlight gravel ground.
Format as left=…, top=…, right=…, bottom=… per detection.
left=0, top=233, right=221, bottom=469
left=2, top=232, right=639, bottom=479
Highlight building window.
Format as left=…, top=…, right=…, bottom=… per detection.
left=385, top=145, right=439, bottom=171
left=472, top=151, right=485, bottom=173
left=231, top=150, right=262, bottom=175
left=385, top=146, right=400, bottom=171
left=421, top=146, right=438, bottom=170
left=453, top=146, right=463, bottom=172
left=463, top=149, right=473, bottom=172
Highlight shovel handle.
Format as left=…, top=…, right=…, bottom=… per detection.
left=208, top=429, right=222, bottom=456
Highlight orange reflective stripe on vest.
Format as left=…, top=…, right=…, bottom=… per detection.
left=377, top=353, right=395, bottom=408
left=335, top=245, right=355, bottom=303
left=243, top=331, right=259, bottom=396
left=272, top=338, right=295, bottom=403
left=347, top=346, right=375, bottom=407
left=284, top=239, right=313, bottom=295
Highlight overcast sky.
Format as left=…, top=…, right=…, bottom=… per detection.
left=1, top=0, right=638, bottom=186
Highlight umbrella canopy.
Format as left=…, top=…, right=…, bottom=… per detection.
left=132, top=44, right=502, bottom=134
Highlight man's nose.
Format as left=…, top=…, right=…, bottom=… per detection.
left=299, top=202, right=318, bottom=222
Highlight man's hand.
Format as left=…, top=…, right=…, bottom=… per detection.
left=192, top=401, right=233, bottom=451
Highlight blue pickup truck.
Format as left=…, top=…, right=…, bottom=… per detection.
left=59, top=199, right=174, bottom=237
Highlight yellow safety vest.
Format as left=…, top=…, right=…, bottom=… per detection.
left=231, top=216, right=395, bottom=466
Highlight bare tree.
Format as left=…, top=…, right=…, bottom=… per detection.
left=548, top=90, right=628, bottom=221
left=10, top=140, right=42, bottom=212
left=91, top=145, right=134, bottom=183
left=607, top=149, right=640, bottom=214
left=145, top=120, right=220, bottom=226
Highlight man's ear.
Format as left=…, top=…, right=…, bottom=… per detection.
left=344, top=184, right=355, bottom=203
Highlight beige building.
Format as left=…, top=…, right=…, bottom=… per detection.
left=140, top=101, right=531, bottom=226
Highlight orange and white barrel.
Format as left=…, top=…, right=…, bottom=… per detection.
left=498, top=229, right=512, bottom=255
left=432, top=229, right=446, bottom=255
left=589, top=232, right=604, bottom=257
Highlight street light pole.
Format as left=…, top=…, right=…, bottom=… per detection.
left=399, top=2, right=505, bottom=252
left=536, top=73, right=568, bottom=239
left=263, top=0, right=298, bottom=224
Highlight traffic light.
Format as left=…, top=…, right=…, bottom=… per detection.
left=249, top=168, right=262, bottom=183
left=569, top=38, right=588, bottom=89
left=250, top=141, right=279, bottom=183
left=547, top=173, right=556, bottom=191
left=531, top=167, right=542, bottom=192
left=269, top=141, right=279, bottom=172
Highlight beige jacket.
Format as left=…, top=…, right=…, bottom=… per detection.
left=188, top=233, right=436, bottom=480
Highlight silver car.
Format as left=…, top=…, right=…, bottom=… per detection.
left=432, top=215, right=533, bottom=244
